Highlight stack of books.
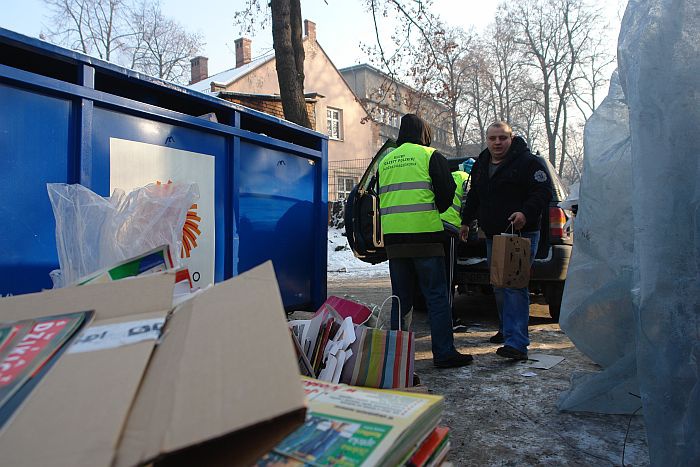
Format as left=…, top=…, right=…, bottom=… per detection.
left=257, top=378, right=450, bottom=466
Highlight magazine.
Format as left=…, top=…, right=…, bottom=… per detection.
left=260, top=378, right=444, bottom=466
left=76, top=245, right=174, bottom=286
left=0, top=312, right=89, bottom=410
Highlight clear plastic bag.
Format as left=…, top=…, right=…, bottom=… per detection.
left=47, top=182, right=199, bottom=287
left=560, top=0, right=700, bottom=464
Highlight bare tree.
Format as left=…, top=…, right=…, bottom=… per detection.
left=485, top=15, right=528, bottom=124
left=570, top=32, right=615, bottom=120
left=43, top=0, right=130, bottom=61
left=504, top=0, right=605, bottom=169
left=126, top=0, right=203, bottom=84
left=462, top=45, right=497, bottom=150
left=410, top=25, right=474, bottom=155
left=559, top=121, right=584, bottom=185
left=270, top=0, right=311, bottom=128
left=233, top=0, right=310, bottom=128
left=42, top=0, right=203, bottom=85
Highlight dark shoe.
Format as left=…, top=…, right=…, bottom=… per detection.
left=434, top=352, right=474, bottom=368
left=452, top=318, right=468, bottom=333
left=489, top=331, right=505, bottom=344
left=412, top=373, right=421, bottom=386
left=496, top=345, right=528, bottom=361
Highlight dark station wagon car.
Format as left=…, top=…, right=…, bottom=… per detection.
left=345, top=140, right=572, bottom=321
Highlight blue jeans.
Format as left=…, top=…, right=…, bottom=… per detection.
left=486, top=231, right=540, bottom=353
left=389, top=256, right=456, bottom=362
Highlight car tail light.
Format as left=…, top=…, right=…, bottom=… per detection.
left=549, top=206, right=568, bottom=241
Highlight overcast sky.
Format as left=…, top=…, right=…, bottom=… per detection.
left=2, top=0, right=626, bottom=77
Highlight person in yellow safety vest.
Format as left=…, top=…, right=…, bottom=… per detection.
left=439, top=162, right=474, bottom=333
left=378, top=114, right=473, bottom=369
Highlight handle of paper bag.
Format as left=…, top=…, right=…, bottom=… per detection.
left=504, top=221, right=521, bottom=236
left=375, top=295, right=402, bottom=331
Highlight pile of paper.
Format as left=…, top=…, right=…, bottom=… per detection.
left=257, top=378, right=449, bottom=466
left=289, top=304, right=356, bottom=382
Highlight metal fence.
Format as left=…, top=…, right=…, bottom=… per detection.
left=328, top=158, right=373, bottom=202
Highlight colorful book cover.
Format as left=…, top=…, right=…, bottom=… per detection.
left=78, top=245, right=173, bottom=286
left=0, top=324, right=21, bottom=357
left=0, top=312, right=89, bottom=409
left=272, top=413, right=391, bottom=466
left=257, top=378, right=444, bottom=467
left=0, top=323, right=32, bottom=369
left=407, top=426, right=450, bottom=467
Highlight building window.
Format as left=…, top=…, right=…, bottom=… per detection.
left=337, top=175, right=356, bottom=200
left=389, top=111, right=399, bottom=128
left=327, top=107, right=343, bottom=140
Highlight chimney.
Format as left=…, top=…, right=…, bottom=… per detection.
left=189, top=56, right=208, bottom=84
left=304, top=20, right=316, bottom=42
left=235, top=37, right=252, bottom=68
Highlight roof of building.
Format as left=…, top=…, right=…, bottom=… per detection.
left=186, top=50, right=275, bottom=94
left=217, top=91, right=324, bottom=101
left=339, top=63, right=450, bottom=112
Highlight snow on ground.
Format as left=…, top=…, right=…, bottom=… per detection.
left=327, top=228, right=389, bottom=278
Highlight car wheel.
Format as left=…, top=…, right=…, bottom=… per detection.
left=543, top=282, right=564, bottom=322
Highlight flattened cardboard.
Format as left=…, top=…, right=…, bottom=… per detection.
left=0, top=272, right=175, bottom=323
left=0, top=273, right=176, bottom=467
left=0, top=263, right=305, bottom=467
left=114, top=261, right=306, bottom=466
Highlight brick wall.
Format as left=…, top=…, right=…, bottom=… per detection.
left=220, top=95, right=317, bottom=130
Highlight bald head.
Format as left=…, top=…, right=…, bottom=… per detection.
left=486, top=121, right=514, bottom=161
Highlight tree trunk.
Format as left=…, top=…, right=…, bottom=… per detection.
left=270, top=0, right=311, bottom=128
left=559, top=107, right=567, bottom=177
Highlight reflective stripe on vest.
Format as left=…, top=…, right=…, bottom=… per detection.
left=378, top=143, right=443, bottom=234
left=440, top=170, right=470, bottom=229
left=378, top=181, right=432, bottom=195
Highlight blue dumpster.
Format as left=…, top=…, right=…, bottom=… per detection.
left=0, top=28, right=328, bottom=311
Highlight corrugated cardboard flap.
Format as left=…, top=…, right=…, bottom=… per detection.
left=0, top=272, right=176, bottom=322
left=114, top=261, right=306, bottom=467
left=0, top=272, right=176, bottom=467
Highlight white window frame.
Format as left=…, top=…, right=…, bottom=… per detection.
left=327, top=107, right=343, bottom=140
left=336, top=175, right=357, bottom=200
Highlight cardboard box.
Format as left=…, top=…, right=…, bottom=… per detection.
left=0, top=261, right=306, bottom=466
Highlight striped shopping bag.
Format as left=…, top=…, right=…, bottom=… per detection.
left=339, top=324, right=415, bottom=389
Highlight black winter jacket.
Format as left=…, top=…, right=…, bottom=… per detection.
left=461, top=136, right=552, bottom=237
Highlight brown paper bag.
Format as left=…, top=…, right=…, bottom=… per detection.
left=490, top=234, right=531, bottom=288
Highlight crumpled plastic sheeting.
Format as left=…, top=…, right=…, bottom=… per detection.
left=560, top=0, right=700, bottom=464
left=48, top=182, right=199, bottom=287
left=558, top=71, right=640, bottom=414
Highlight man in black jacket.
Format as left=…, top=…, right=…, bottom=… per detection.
left=459, top=122, right=552, bottom=360
left=380, top=114, right=473, bottom=368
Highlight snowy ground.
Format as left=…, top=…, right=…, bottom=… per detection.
left=326, top=227, right=389, bottom=278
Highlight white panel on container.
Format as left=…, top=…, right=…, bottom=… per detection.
left=110, top=138, right=215, bottom=286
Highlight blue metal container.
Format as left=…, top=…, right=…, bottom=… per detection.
left=0, top=28, right=328, bottom=310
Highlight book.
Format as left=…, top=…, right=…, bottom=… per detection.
left=259, top=378, right=444, bottom=466
left=0, top=323, right=28, bottom=363
left=290, top=329, right=316, bottom=378
left=76, top=245, right=174, bottom=286
left=0, top=312, right=90, bottom=411
left=407, top=426, right=450, bottom=467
